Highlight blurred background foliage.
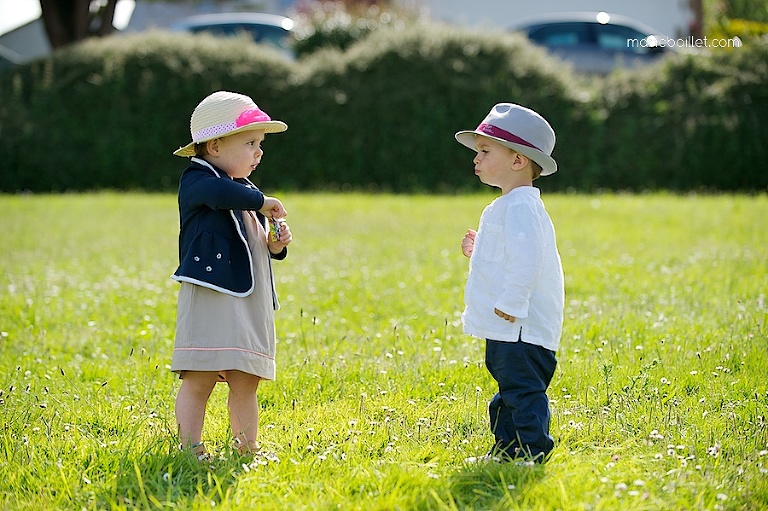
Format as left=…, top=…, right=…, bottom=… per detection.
left=704, top=0, right=768, bottom=46
left=291, top=0, right=426, bottom=57
left=0, top=0, right=766, bottom=193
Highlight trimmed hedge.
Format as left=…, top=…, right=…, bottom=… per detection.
left=0, top=32, right=293, bottom=192
left=0, top=25, right=766, bottom=193
left=589, top=48, right=768, bottom=191
left=291, top=1, right=425, bottom=58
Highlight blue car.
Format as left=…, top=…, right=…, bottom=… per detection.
left=511, top=12, right=676, bottom=74
left=170, top=12, right=295, bottom=58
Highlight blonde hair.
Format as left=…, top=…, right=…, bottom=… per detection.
left=531, top=161, right=543, bottom=180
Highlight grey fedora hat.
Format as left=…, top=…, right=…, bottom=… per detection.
left=455, top=103, right=557, bottom=176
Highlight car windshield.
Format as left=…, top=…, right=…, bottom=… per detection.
left=527, top=23, right=590, bottom=47
left=189, top=23, right=290, bottom=49
left=594, top=23, right=651, bottom=53
left=527, top=22, right=654, bottom=54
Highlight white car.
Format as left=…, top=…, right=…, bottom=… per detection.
left=511, top=12, right=676, bottom=74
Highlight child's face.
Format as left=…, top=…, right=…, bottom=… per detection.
left=471, top=136, right=520, bottom=191
left=207, top=130, right=266, bottom=179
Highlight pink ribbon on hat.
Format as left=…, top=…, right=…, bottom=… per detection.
left=236, top=108, right=272, bottom=127
left=477, top=123, right=542, bottom=152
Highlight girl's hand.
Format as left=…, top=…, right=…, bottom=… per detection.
left=268, top=220, right=292, bottom=254
left=260, top=196, right=287, bottom=219
left=461, top=229, right=477, bottom=258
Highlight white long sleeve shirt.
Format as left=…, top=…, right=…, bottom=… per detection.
left=463, top=186, right=564, bottom=351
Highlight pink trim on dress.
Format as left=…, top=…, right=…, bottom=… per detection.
left=174, top=347, right=275, bottom=360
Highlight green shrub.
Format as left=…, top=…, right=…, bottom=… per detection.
left=281, top=25, right=580, bottom=192
left=0, top=31, right=293, bottom=192
left=0, top=24, right=766, bottom=193
left=704, top=0, right=768, bottom=44
left=589, top=43, right=768, bottom=191
left=291, top=1, right=424, bottom=57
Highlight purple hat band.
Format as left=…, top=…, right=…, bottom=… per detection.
left=476, top=123, right=542, bottom=152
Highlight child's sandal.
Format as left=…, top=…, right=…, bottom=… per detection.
left=233, top=438, right=280, bottom=464
left=188, top=441, right=210, bottom=461
left=232, top=437, right=258, bottom=454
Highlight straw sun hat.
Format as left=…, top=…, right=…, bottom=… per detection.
left=455, top=103, right=557, bottom=176
left=173, top=91, right=287, bottom=157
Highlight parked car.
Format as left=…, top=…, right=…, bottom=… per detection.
left=511, top=12, right=675, bottom=74
left=0, top=44, right=20, bottom=70
left=169, top=12, right=295, bottom=58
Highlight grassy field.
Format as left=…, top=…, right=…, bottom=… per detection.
left=0, top=192, right=766, bottom=510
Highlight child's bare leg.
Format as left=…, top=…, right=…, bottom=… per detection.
left=175, top=371, right=219, bottom=453
left=225, top=370, right=262, bottom=453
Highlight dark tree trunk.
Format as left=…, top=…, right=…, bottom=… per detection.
left=40, top=0, right=118, bottom=49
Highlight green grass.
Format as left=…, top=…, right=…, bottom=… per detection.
left=0, top=192, right=766, bottom=510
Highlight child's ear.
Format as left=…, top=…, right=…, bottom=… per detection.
left=512, top=151, right=530, bottom=170
left=206, top=139, right=220, bottom=156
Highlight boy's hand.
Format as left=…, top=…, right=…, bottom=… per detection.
left=461, top=229, right=477, bottom=258
left=260, top=196, right=287, bottom=219
left=494, top=308, right=516, bottom=323
left=268, top=220, right=292, bottom=254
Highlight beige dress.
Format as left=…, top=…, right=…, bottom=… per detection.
left=172, top=211, right=276, bottom=380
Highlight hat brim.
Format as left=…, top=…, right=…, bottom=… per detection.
left=455, top=130, right=557, bottom=176
left=173, top=120, right=288, bottom=157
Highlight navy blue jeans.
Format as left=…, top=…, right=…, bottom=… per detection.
left=485, top=338, right=557, bottom=459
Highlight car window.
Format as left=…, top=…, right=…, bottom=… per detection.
left=251, top=26, right=291, bottom=48
left=190, top=23, right=256, bottom=38
left=526, top=23, right=591, bottom=47
left=594, top=24, right=651, bottom=54
left=189, top=23, right=290, bottom=49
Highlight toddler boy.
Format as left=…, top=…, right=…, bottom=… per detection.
left=456, top=103, right=564, bottom=462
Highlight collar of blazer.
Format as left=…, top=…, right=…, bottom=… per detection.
left=190, top=157, right=259, bottom=189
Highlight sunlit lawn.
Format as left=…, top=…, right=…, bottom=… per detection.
left=0, top=192, right=766, bottom=510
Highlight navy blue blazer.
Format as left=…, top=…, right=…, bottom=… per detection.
left=172, top=157, right=287, bottom=297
